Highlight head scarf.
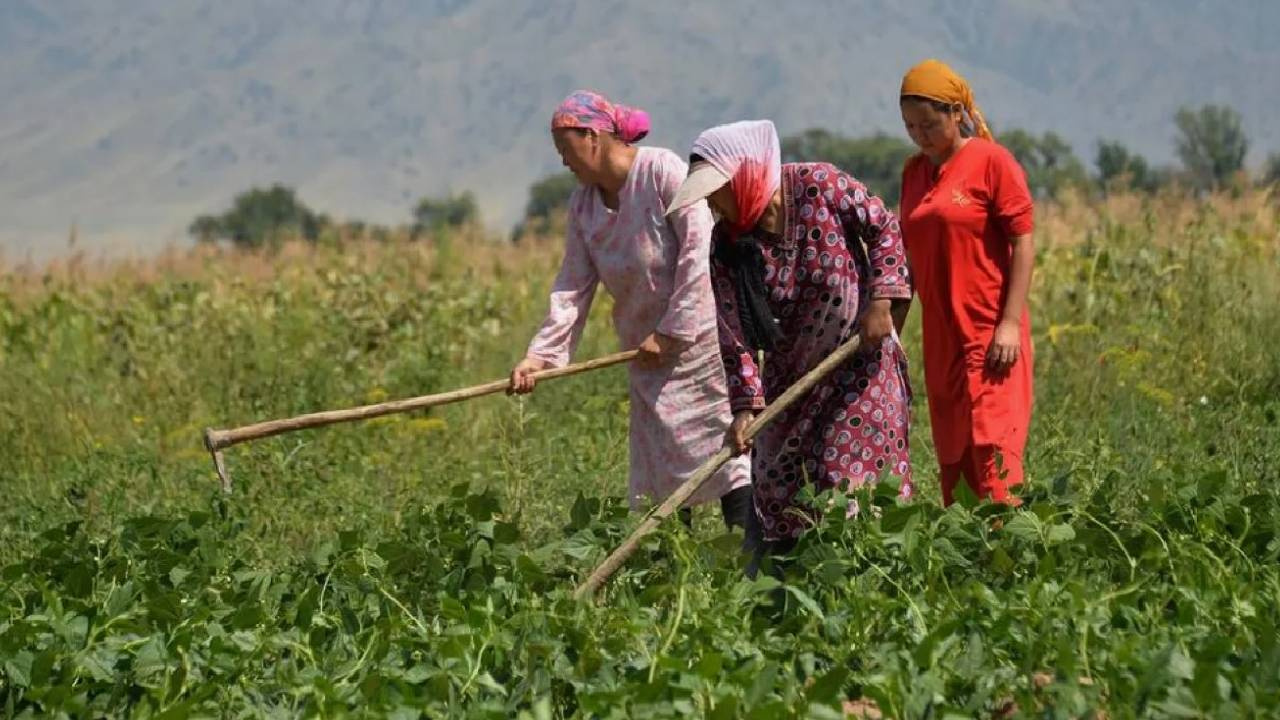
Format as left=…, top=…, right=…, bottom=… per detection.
left=690, top=120, right=782, bottom=237
left=690, top=120, right=785, bottom=351
left=900, top=59, right=993, bottom=140
left=550, top=90, right=651, bottom=144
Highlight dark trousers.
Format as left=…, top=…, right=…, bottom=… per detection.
left=742, top=500, right=798, bottom=581
left=677, top=484, right=754, bottom=531
left=673, top=485, right=797, bottom=582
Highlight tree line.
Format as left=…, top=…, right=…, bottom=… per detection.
left=192, top=104, right=1280, bottom=249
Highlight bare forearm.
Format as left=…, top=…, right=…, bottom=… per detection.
left=1001, top=234, right=1035, bottom=324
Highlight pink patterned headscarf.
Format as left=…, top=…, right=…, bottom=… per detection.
left=551, top=90, right=651, bottom=144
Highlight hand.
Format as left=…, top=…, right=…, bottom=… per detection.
left=634, top=332, right=680, bottom=370
left=858, top=299, right=894, bottom=349
left=986, top=320, right=1021, bottom=373
left=725, top=410, right=755, bottom=456
left=890, top=298, right=911, bottom=336
left=508, top=357, right=550, bottom=395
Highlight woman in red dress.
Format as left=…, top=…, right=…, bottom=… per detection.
left=897, top=59, right=1036, bottom=506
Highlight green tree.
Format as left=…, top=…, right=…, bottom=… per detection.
left=188, top=215, right=223, bottom=243
left=188, top=184, right=325, bottom=249
left=412, top=191, right=479, bottom=238
left=513, top=172, right=581, bottom=240
left=524, top=172, right=580, bottom=222
left=1095, top=140, right=1156, bottom=193
left=1262, top=153, right=1280, bottom=188
left=780, top=130, right=915, bottom=207
left=1174, top=104, right=1248, bottom=191
left=998, top=129, right=1089, bottom=199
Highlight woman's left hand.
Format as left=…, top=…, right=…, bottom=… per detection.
left=858, top=299, right=894, bottom=349
left=986, top=320, right=1021, bottom=373
left=635, top=332, right=680, bottom=370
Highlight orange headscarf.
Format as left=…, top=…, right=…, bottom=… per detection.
left=900, top=59, right=993, bottom=140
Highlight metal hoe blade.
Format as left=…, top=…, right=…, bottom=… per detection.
left=204, top=428, right=232, bottom=494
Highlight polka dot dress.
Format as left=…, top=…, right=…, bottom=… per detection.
left=711, top=163, right=914, bottom=540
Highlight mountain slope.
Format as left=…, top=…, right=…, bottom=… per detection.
left=2, top=0, right=1278, bottom=260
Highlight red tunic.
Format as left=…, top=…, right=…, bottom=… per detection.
left=899, top=139, right=1034, bottom=486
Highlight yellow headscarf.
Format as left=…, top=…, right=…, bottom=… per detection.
left=900, top=59, right=993, bottom=140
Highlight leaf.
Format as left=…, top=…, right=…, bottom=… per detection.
left=3, top=651, right=34, bottom=687
left=133, top=636, right=169, bottom=680
left=30, top=650, right=55, bottom=687
left=806, top=666, right=849, bottom=703
left=62, top=562, right=94, bottom=598
left=746, top=661, right=779, bottom=708
left=695, top=652, right=723, bottom=680
left=1196, top=470, right=1227, bottom=502
left=439, top=597, right=466, bottom=621
left=990, top=545, right=1016, bottom=574
left=784, top=586, right=826, bottom=621
left=913, top=620, right=962, bottom=669
left=957, top=631, right=985, bottom=677
left=466, top=491, right=501, bottom=521
left=1168, top=646, right=1195, bottom=680
left=879, top=505, right=919, bottom=533
left=168, top=566, right=191, bottom=586
left=493, top=521, right=521, bottom=545
left=1045, top=524, right=1076, bottom=545
left=400, top=665, right=432, bottom=684
left=1002, top=514, right=1042, bottom=541
left=104, top=581, right=137, bottom=617
left=1191, top=659, right=1224, bottom=708
left=77, top=646, right=120, bottom=682
left=952, top=480, right=980, bottom=510
left=569, top=493, right=594, bottom=531
left=1138, top=644, right=1194, bottom=710
left=709, top=696, right=740, bottom=720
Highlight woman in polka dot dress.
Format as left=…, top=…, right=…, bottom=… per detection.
left=667, top=120, right=914, bottom=563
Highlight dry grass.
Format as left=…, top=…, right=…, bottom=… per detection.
left=6, top=190, right=1275, bottom=296
left=1, top=223, right=568, bottom=302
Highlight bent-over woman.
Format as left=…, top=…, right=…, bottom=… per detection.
left=667, top=120, right=913, bottom=563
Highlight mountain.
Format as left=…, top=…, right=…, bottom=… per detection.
left=2, top=0, right=1278, bottom=261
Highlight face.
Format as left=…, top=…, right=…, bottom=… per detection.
left=552, top=128, right=601, bottom=182
left=705, top=183, right=739, bottom=224
left=901, top=99, right=963, bottom=159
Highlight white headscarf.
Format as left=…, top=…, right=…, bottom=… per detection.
left=666, top=120, right=782, bottom=222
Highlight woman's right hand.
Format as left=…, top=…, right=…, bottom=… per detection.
left=508, top=357, right=550, bottom=395
left=725, top=410, right=756, bottom=455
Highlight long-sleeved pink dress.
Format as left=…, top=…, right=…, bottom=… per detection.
left=527, top=146, right=752, bottom=508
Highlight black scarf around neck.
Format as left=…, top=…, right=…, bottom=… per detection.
left=713, top=235, right=785, bottom=352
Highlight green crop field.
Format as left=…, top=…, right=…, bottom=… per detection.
left=1, top=192, right=1278, bottom=718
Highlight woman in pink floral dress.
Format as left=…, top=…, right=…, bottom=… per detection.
left=667, top=120, right=914, bottom=564
left=510, top=91, right=753, bottom=526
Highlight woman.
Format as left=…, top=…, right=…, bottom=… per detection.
left=665, top=120, right=913, bottom=561
left=897, top=59, right=1036, bottom=506
left=510, top=90, right=753, bottom=527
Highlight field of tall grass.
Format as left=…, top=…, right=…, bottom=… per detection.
left=1, top=190, right=1277, bottom=717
